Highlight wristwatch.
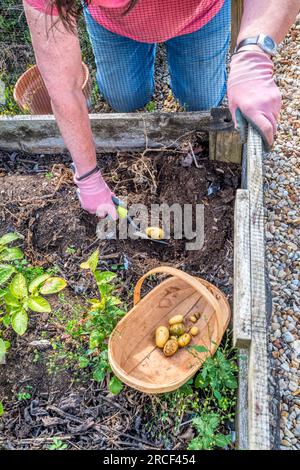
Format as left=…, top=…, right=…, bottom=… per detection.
left=235, top=34, right=277, bottom=56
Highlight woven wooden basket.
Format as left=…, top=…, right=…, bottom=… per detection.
left=108, top=266, right=231, bottom=394
left=13, top=63, right=91, bottom=114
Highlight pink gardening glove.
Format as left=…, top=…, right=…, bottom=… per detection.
left=228, top=50, right=281, bottom=150
left=73, top=167, right=117, bottom=220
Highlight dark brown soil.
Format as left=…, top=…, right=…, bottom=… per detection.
left=0, top=144, right=240, bottom=450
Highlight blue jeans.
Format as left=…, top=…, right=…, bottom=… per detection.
left=84, top=0, right=230, bottom=112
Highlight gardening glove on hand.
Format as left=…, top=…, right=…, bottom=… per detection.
left=228, top=50, right=281, bottom=151
left=73, top=166, right=117, bottom=220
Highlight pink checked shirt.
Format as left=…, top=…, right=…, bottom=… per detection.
left=25, top=0, right=224, bottom=43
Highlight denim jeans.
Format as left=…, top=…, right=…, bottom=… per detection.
left=84, top=0, right=230, bottom=112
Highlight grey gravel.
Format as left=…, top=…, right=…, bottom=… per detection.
left=266, top=22, right=300, bottom=450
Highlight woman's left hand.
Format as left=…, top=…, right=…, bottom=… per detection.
left=228, top=50, right=281, bottom=150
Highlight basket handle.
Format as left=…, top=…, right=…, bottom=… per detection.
left=133, top=266, right=222, bottom=318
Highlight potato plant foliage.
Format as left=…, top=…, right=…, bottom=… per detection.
left=0, top=233, right=67, bottom=357
left=69, top=249, right=125, bottom=395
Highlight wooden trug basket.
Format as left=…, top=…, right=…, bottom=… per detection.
left=108, top=266, right=231, bottom=394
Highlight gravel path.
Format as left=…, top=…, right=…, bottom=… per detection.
left=265, top=18, right=300, bottom=450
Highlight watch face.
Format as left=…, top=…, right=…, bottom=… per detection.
left=263, top=36, right=276, bottom=51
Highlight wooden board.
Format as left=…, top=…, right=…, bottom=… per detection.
left=209, top=129, right=242, bottom=165
left=0, top=112, right=214, bottom=154
left=231, top=0, right=244, bottom=53
left=233, top=189, right=251, bottom=347
left=236, top=348, right=249, bottom=450
left=0, top=110, right=242, bottom=164
left=245, top=125, right=270, bottom=449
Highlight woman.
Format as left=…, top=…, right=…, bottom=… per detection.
left=23, top=0, right=299, bottom=218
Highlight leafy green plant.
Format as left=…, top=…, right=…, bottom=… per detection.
left=17, top=385, right=33, bottom=401
left=194, top=348, right=238, bottom=409
left=188, top=412, right=232, bottom=450
left=0, top=401, right=4, bottom=417
left=146, top=100, right=156, bottom=112
left=1, top=272, right=67, bottom=336
left=0, top=232, right=67, bottom=346
left=48, top=437, right=68, bottom=450
left=68, top=249, right=125, bottom=394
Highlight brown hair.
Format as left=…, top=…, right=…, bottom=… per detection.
left=50, top=0, right=138, bottom=31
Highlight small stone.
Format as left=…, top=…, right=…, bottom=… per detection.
left=283, top=332, right=295, bottom=343
left=288, top=382, right=298, bottom=392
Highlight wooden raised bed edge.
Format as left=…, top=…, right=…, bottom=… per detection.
left=233, top=125, right=277, bottom=450
left=0, top=111, right=274, bottom=449
left=0, top=109, right=242, bottom=165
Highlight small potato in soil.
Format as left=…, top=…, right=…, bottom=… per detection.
left=169, top=323, right=185, bottom=337
left=155, top=326, right=169, bottom=348
left=189, top=315, right=197, bottom=323
left=163, top=338, right=178, bottom=357
left=168, top=314, right=184, bottom=325
left=190, top=326, right=199, bottom=336
left=146, top=227, right=165, bottom=240
left=178, top=333, right=191, bottom=348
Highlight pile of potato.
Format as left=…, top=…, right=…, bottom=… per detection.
left=155, top=313, right=200, bottom=357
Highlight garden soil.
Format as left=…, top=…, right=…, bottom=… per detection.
left=0, top=144, right=240, bottom=449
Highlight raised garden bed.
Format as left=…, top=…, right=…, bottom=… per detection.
left=0, top=112, right=274, bottom=450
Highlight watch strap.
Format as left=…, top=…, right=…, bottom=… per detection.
left=235, top=36, right=260, bottom=53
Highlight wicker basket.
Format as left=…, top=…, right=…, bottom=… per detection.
left=13, top=63, right=92, bottom=114
left=108, top=266, right=231, bottom=394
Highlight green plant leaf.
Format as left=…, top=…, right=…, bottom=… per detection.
left=0, top=265, right=16, bottom=285
left=11, top=309, right=28, bottom=335
left=3, top=291, right=20, bottom=307
left=194, top=373, right=205, bottom=389
left=80, top=249, right=99, bottom=273
left=109, top=376, right=123, bottom=395
left=10, top=273, right=28, bottom=299
left=214, top=433, right=231, bottom=448
left=94, top=271, right=116, bottom=285
left=0, top=232, right=22, bottom=246
left=39, top=277, right=67, bottom=295
left=78, top=356, right=90, bottom=368
left=28, top=296, right=51, bottom=313
left=0, top=288, right=7, bottom=298
left=213, top=389, right=222, bottom=401
left=89, top=330, right=105, bottom=350
left=0, top=338, right=7, bottom=358
left=29, top=273, right=51, bottom=293
left=2, top=314, right=11, bottom=328
left=0, top=401, right=4, bottom=417
left=0, top=247, right=24, bottom=261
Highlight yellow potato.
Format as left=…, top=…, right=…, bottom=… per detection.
left=168, top=315, right=184, bottom=326
left=163, top=338, right=178, bottom=357
left=178, top=333, right=191, bottom=348
left=190, top=326, right=199, bottom=336
left=169, top=323, right=185, bottom=337
left=146, top=227, right=165, bottom=240
left=155, top=326, right=169, bottom=348
left=189, top=315, right=197, bottom=323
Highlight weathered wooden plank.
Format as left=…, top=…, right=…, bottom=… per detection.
left=236, top=348, right=249, bottom=450
left=209, top=129, right=242, bottom=164
left=233, top=189, right=251, bottom=347
left=246, top=125, right=270, bottom=450
left=0, top=112, right=213, bottom=154
left=231, top=0, right=244, bottom=53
